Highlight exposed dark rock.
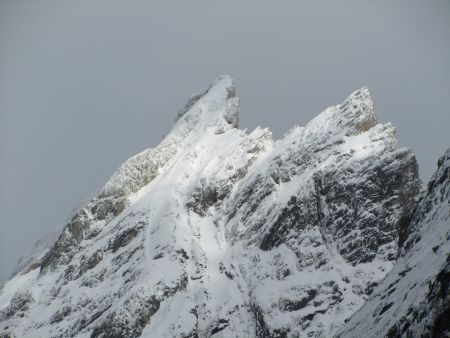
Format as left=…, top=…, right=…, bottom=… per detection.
left=49, top=305, right=72, bottom=324
left=109, top=227, right=141, bottom=253
left=0, top=291, right=33, bottom=321
left=90, top=296, right=160, bottom=338
left=279, top=289, right=318, bottom=312
left=187, top=182, right=219, bottom=216
left=260, top=195, right=318, bottom=251
left=252, top=304, right=288, bottom=338
left=211, top=318, right=230, bottom=335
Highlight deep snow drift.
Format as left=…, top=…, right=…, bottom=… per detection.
left=0, top=75, right=447, bottom=338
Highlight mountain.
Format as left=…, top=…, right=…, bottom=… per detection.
left=1, top=75, right=445, bottom=338
left=336, top=149, right=450, bottom=338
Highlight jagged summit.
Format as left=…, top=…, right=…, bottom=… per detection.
left=338, top=86, right=377, bottom=133
left=1, top=76, right=435, bottom=338
left=97, top=80, right=378, bottom=207
left=100, top=75, right=238, bottom=200
left=175, top=74, right=238, bottom=129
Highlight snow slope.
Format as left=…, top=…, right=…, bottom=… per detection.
left=0, top=75, right=427, bottom=338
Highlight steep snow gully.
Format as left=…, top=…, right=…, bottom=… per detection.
left=1, top=75, right=448, bottom=338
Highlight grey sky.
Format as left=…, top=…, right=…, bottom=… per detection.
left=1, top=0, right=449, bottom=285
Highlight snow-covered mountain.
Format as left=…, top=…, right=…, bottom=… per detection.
left=0, top=75, right=446, bottom=337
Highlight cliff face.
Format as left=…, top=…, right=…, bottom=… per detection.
left=337, top=149, right=450, bottom=338
left=0, top=76, right=427, bottom=338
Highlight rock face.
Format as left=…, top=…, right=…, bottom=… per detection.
left=0, top=75, right=435, bottom=338
left=336, top=149, right=450, bottom=338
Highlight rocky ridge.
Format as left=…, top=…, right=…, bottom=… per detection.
left=336, top=149, right=450, bottom=338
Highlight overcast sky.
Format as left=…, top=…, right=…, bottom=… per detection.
left=1, top=0, right=449, bottom=285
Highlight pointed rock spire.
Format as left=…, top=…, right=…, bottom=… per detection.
left=338, top=86, right=377, bottom=134
left=174, top=74, right=239, bottom=129
left=99, top=75, right=239, bottom=202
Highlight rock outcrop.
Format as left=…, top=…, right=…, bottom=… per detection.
left=336, top=149, right=450, bottom=338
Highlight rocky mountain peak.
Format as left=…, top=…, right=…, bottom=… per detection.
left=303, top=86, right=377, bottom=144
left=98, top=75, right=239, bottom=201
left=174, top=74, right=239, bottom=129
left=339, top=86, right=376, bottom=133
